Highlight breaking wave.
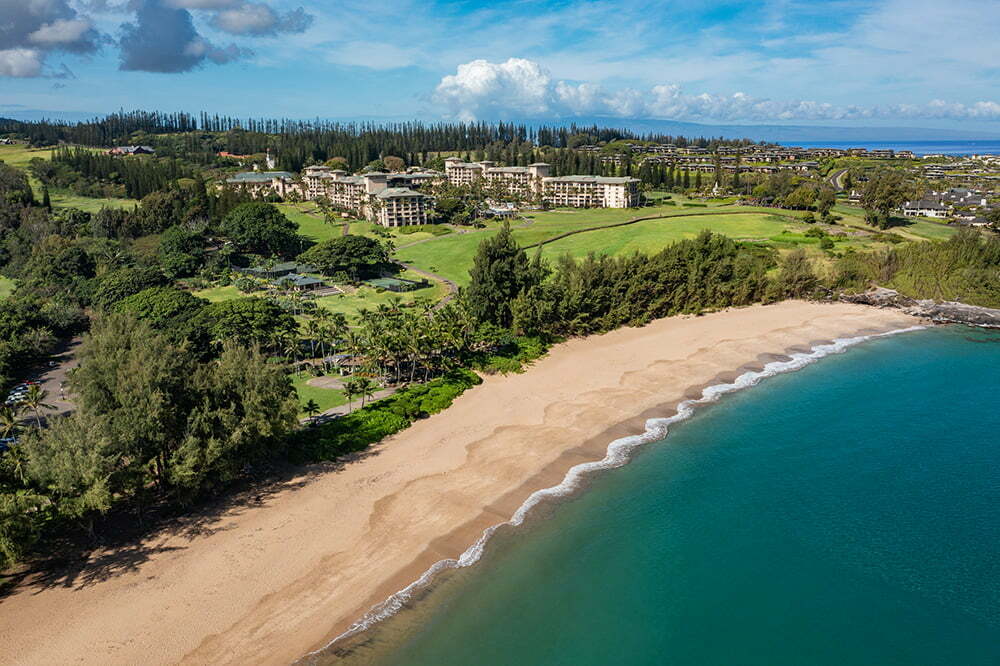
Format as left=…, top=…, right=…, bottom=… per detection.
left=299, top=325, right=926, bottom=663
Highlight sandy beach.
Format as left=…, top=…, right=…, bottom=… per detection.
left=0, top=301, right=921, bottom=666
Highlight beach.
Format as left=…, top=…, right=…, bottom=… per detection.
left=0, top=301, right=921, bottom=666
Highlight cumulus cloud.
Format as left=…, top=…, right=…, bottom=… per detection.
left=435, top=58, right=1000, bottom=123
left=210, top=3, right=313, bottom=35
left=119, top=0, right=250, bottom=73
left=0, top=0, right=100, bottom=76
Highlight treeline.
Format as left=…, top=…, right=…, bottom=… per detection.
left=2, top=110, right=757, bottom=171
left=34, top=147, right=195, bottom=199
left=834, top=229, right=1000, bottom=307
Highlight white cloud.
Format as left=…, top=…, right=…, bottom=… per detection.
left=434, top=58, right=1000, bottom=123
left=0, top=49, right=45, bottom=78
left=28, top=19, right=94, bottom=46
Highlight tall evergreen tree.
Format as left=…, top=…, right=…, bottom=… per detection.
left=465, top=222, right=536, bottom=327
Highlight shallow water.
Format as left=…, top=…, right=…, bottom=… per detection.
left=318, top=326, right=1000, bottom=665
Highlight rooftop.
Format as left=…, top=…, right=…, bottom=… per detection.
left=375, top=187, right=428, bottom=199
left=543, top=175, right=641, bottom=185
left=227, top=171, right=295, bottom=183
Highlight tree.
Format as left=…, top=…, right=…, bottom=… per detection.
left=194, top=298, right=298, bottom=351
left=383, top=155, right=405, bottom=172
left=22, top=385, right=54, bottom=428
left=355, top=377, right=377, bottom=408
left=860, top=169, right=912, bottom=229
left=41, top=186, right=51, bottom=210
left=298, top=235, right=389, bottom=279
left=464, top=221, right=537, bottom=327
left=324, top=157, right=350, bottom=170
left=773, top=249, right=819, bottom=298
left=343, top=378, right=360, bottom=413
left=303, top=399, right=321, bottom=422
left=220, top=203, right=299, bottom=255
left=0, top=405, right=20, bottom=440
left=816, top=188, right=836, bottom=222
left=158, top=225, right=204, bottom=278
left=92, top=266, right=168, bottom=308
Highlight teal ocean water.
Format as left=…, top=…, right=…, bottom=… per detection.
left=320, top=326, right=1000, bottom=666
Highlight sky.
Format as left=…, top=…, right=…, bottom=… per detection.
left=1, top=0, right=998, bottom=131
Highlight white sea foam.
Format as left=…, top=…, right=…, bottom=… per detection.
left=299, top=325, right=927, bottom=663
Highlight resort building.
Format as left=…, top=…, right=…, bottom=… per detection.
left=374, top=188, right=432, bottom=227
left=443, top=158, right=552, bottom=199
left=298, top=165, right=438, bottom=227
left=443, top=158, right=639, bottom=208
left=225, top=171, right=299, bottom=199
left=542, top=175, right=642, bottom=208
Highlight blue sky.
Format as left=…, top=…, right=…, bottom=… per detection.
left=1, top=0, right=998, bottom=130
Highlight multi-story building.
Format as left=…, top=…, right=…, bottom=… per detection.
left=232, top=165, right=438, bottom=227
left=374, top=188, right=432, bottom=226
left=542, top=175, right=641, bottom=208
left=443, top=158, right=639, bottom=208
left=225, top=171, right=299, bottom=198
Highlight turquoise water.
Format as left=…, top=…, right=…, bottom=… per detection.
left=328, top=326, right=1000, bottom=665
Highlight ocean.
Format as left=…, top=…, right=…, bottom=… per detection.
left=318, top=325, right=1000, bottom=666
left=789, top=140, right=1000, bottom=156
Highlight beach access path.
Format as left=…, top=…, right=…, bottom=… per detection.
left=0, top=301, right=922, bottom=666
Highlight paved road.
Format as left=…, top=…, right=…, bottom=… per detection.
left=12, top=337, right=80, bottom=426
left=827, top=168, right=849, bottom=191
left=394, top=260, right=458, bottom=311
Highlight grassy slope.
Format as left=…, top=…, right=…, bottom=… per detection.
left=290, top=373, right=347, bottom=416
left=399, top=204, right=811, bottom=286
left=0, top=145, right=139, bottom=211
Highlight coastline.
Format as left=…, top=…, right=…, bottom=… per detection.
left=0, top=302, right=922, bottom=666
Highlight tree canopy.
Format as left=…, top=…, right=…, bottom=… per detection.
left=220, top=203, right=298, bottom=256
left=298, top=234, right=389, bottom=279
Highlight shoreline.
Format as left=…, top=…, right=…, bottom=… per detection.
left=302, top=324, right=928, bottom=662
left=0, top=302, right=923, bottom=666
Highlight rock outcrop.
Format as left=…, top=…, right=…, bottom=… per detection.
left=841, top=288, right=1000, bottom=328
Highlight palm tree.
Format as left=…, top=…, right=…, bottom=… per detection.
left=303, top=399, right=321, bottom=422
left=0, top=405, right=21, bottom=440
left=343, top=378, right=360, bottom=413
left=355, top=377, right=377, bottom=408
left=22, top=385, right=53, bottom=428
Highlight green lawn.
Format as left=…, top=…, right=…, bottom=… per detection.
left=49, top=188, right=138, bottom=213
left=312, top=270, right=447, bottom=319
left=0, top=276, right=14, bottom=300
left=192, top=284, right=243, bottom=302
left=290, top=373, right=347, bottom=416
left=0, top=144, right=56, bottom=168
left=398, top=205, right=809, bottom=286
left=276, top=203, right=350, bottom=243
left=536, top=213, right=804, bottom=261
left=193, top=268, right=447, bottom=320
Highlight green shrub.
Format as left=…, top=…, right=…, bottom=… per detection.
left=289, top=369, right=482, bottom=462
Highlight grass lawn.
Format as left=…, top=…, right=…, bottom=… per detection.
left=398, top=205, right=808, bottom=286
left=537, top=212, right=801, bottom=261
left=312, top=271, right=447, bottom=320
left=0, top=276, right=14, bottom=300
left=290, top=373, right=347, bottom=416
left=192, top=284, right=243, bottom=302
left=49, top=188, right=138, bottom=212
left=276, top=203, right=350, bottom=243
left=0, top=144, right=56, bottom=168
left=193, top=269, right=447, bottom=320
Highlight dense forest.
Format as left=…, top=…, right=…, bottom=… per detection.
left=1, top=110, right=761, bottom=173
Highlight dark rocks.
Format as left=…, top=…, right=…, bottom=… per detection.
left=840, top=287, right=1000, bottom=328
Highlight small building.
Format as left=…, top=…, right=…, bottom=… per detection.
left=274, top=273, right=326, bottom=291
left=109, top=145, right=155, bottom=156
left=365, top=276, right=428, bottom=292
